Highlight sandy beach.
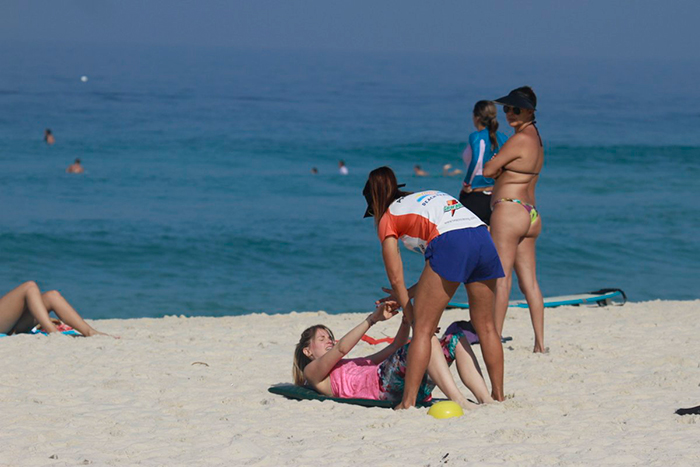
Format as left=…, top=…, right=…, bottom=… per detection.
left=1, top=300, right=699, bottom=466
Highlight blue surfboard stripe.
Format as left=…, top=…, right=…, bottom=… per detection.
left=447, top=290, right=625, bottom=309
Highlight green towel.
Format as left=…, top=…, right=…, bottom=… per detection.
left=268, top=383, right=432, bottom=409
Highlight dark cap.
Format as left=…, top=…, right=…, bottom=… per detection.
left=362, top=182, right=405, bottom=219
left=493, top=90, right=536, bottom=110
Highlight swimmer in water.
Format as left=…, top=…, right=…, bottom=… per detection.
left=338, top=160, right=349, bottom=175
left=44, top=129, right=55, bottom=145
left=413, top=165, right=429, bottom=177
left=66, top=158, right=84, bottom=174
left=442, top=164, right=463, bottom=177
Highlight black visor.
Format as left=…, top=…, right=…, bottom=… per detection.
left=362, top=181, right=373, bottom=218
left=493, top=90, right=536, bottom=110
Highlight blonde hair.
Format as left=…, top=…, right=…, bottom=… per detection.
left=292, top=325, right=335, bottom=386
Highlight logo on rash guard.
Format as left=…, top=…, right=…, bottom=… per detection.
left=416, top=190, right=446, bottom=206
left=416, top=191, right=438, bottom=203
left=444, top=199, right=462, bottom=216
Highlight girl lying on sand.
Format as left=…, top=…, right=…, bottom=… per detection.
left=0, top=281, right=112, bottom=337
left=293, top=301, right=493, bottom=409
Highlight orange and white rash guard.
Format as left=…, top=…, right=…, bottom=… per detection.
left=378, top=191, right=484, bottom=254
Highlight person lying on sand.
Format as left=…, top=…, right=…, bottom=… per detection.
left=293, top=301, right=493, bottom=409
left=0, top=281, right=113, bottom=337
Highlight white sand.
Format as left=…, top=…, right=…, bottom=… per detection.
left=1, top=301, right=699, bottom=466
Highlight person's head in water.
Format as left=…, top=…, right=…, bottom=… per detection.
left=66, top=158, right=84, bottom=174
left=413, top=165, right=428, bottom=176
left=292, top=325, right=336, bottom=385
left=44, top=128, right=55, bottom=145
left=472, top=101, right=500, bottom=151
left=362, top=166, right=411, bottom=227
left=495, top=86, right=537, bottom=127
left=311, top=167, right=318, bottom=175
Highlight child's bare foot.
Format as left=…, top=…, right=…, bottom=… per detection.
left=533, top=343, right=548, bottom=353
left=457, top=398, right=479, bottom=410
left=84, top=329, right=119, bottom=339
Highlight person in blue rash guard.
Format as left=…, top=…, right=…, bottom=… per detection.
left=458, top=100, right=508, bottom=225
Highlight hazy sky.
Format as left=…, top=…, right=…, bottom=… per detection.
left=2, top=0, right=699, bottom=60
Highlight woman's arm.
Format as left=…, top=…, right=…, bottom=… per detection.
left=483, top=133, right=524, bottom=178
left=303, top=301, right=400, bottom=386
left=381, top=237, right=414, bottom=323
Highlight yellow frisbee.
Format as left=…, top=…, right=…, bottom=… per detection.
left=427, top=401, right=464, bottom=419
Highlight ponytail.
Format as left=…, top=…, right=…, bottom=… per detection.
left=487, top=118, right=499, bottom=152
left=473, top=100, right=500, bottom=152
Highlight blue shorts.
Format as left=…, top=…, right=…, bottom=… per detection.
left=424, top=226, right=504, bottom=284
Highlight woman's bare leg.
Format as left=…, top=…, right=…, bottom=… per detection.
left=0, top=282, right=58, bottom=334
left=490, top=204, right=530, bottom=336
left=41, top=290, right=108, bottom=337
left=397, top=261, right=459, bottom=409
left=466, top=279, right=504, bottom=401
left=514, top=233, right=545, bottom=352
left=453, top=336, right=494, bottom=404
left=425, top=336, right=478, bottom=410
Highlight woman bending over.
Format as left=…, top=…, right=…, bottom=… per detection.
left=363, top=166, right=505, bottom=408
left=293, top=301, right=493, bottom=409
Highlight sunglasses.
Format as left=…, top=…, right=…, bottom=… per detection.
left=503, top=105, right=521, bottom=115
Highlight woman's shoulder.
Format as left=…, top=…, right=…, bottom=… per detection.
left=518, top=125, right=542, bottom=148
left=503, top=130, right=528, bottom=145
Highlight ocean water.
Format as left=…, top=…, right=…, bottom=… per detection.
left=1, top=44, right=699, bottom=319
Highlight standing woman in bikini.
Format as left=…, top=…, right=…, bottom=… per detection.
left=483, top=86, right=546, bottom=353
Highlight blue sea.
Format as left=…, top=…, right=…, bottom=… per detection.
left=1, top=44, right=699, bottom=319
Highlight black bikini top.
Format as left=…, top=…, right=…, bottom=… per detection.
left=502, top=121, right=542, bottom=176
